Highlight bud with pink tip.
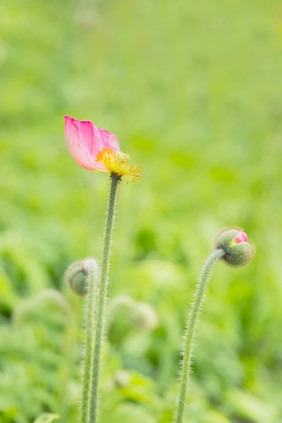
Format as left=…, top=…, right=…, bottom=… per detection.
left=234, top=231, right=248, bottom=243
left=215, top=227, right=254, bottom=267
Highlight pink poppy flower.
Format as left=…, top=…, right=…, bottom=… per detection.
left=65, top=116, right=141, bottom=182
left=64, top=116, right=121, bottom=172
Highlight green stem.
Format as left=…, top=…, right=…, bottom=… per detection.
left=80, top=259, right=100, bottom=423
left=89, top=175, right=119, bottom=423
left=175, top=248, right=224, bottom=423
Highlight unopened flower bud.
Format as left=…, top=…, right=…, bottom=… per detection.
left=65, top=259, right=96, bottom=296
left=215, top=227, right=254, bottom=267
left=130, top=302, right=158, bottom=331
left=114, top=370, right=130, bottom=388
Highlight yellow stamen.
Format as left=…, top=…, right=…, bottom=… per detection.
left=230, top=239, right=238, bottom=246
left=95, top=149, right=142, bottom=183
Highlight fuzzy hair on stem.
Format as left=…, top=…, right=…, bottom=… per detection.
left=79, top=258, right=100, bottom=423
left=175, top=248, right=224, bottom=423
left=88, top=174, right=119, bottom=423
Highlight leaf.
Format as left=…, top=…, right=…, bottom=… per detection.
left=33, top=414, right=59, bottom=423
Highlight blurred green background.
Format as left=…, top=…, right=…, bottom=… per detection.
left=0, top=0, right=282, bottom=422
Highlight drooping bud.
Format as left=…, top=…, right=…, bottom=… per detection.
left=64, top=259, right=96, bottom=296
left=214, top=227, right=254, bottom=267
left=114, top=369, right=130, bottom=388
left=130, top=302, right=158, bottom=331
left=13, top=289, right=71, bottom=325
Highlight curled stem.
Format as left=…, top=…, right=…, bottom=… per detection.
left=175, top=248, right=224, bottom=423
left=89, top=175, right=119, bottom=423
left=80, top=259, right=100, bottom=423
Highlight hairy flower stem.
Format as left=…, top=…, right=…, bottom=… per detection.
left=80, top=259, right=100, bottom=423
left=175, top=248, right=224, bottom=423
left=89, top=175, right=119, bottom=423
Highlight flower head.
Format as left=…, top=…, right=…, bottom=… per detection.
left=64, top=116, right=141, bottom=182
left=214, top=227, right=254, bottom=267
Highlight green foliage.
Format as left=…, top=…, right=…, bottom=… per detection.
left=33, top=414, right=59, bottom=423
left=0, top=0, right=282, bottom=422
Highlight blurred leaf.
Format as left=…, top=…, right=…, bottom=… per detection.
left=225, top=389, right=278, bottom=423
left=33, top=414, right=59, bottom=423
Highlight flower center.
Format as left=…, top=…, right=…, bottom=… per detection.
left=95, top=149, right=142, bottom=183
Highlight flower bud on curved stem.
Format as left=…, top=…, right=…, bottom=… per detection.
left=107, top=296, right=158, bottom=333
left=65, top=260, right=90, bottom=296
left=130, top=302, right=158, bottom=331
left=175, top=228, right=254, bottom=423
left=215, top=227, right=254, bottom=267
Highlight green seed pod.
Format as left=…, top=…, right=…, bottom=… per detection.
left=64, top=259, right=92, bottom=296
left=215, top=227, right=254, bottom=267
